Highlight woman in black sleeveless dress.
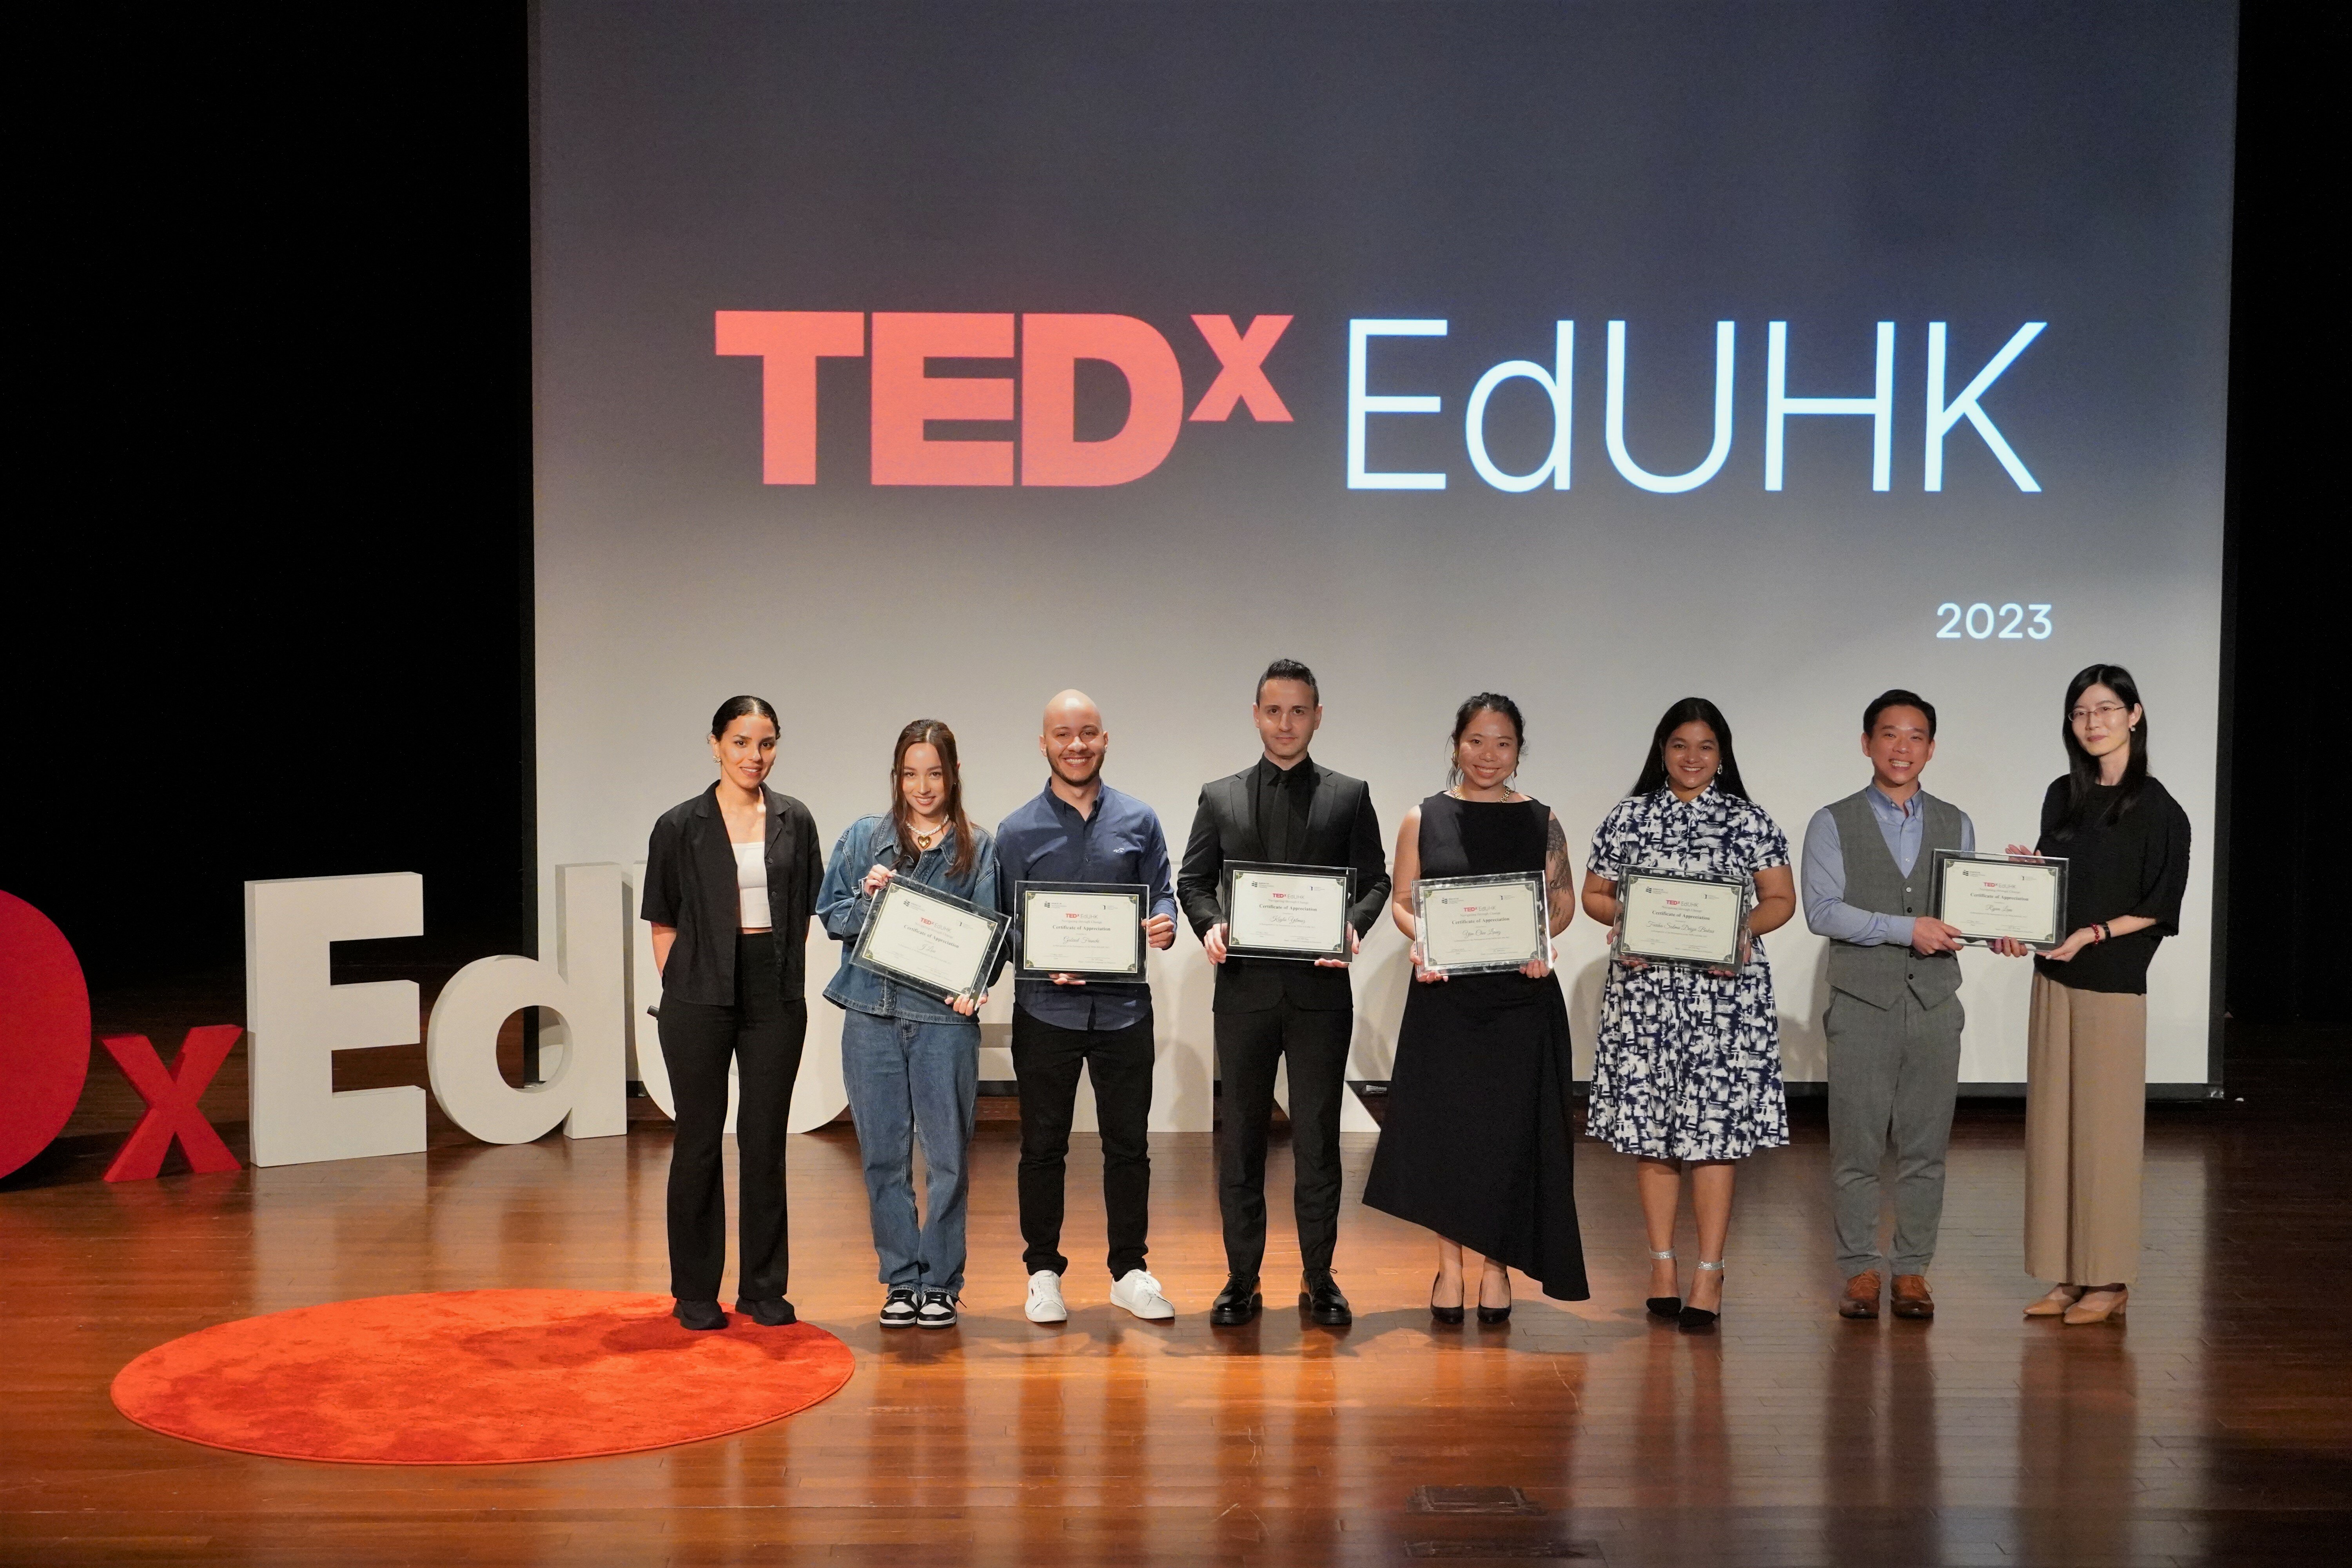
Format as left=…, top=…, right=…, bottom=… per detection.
left=1363, top=694, right=1587, bottom=1320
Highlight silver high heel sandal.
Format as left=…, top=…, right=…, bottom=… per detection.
left=1678, top=1259, right=1725, bottom=1332
left=1645, top=1249, right=1681, bottom=1319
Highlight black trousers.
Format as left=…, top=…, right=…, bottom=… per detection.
left=657, top=932, right=806, bottom=1303
left=1214, top=997, right=1352, bottom=1279
left=1012, top=1006, right=1155, bottom=1279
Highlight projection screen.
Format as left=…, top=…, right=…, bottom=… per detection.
left=532, top=2, right=2236, bottom=1128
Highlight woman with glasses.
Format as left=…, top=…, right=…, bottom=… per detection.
left=817, top=719, right=1001, bottom=1330
left=1579, top=697, right=1797, bottom=1332
left=1993, top=664, right=2190, bottom=1326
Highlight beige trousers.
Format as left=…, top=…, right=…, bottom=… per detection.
left=2024, top=974, right=2147, bottom=1285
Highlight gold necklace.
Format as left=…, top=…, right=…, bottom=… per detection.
left=911, top=819, right=946, bottom=851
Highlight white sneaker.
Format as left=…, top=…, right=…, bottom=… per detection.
left=915, top=1289, right=959, bottom=1328
left=1025, top=1270, right=1069, bottom=1323
left=1110, top=1268, right=1175, bottom=1321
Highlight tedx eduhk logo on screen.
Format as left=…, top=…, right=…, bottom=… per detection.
left=715, top=310, right=2047, bottom=494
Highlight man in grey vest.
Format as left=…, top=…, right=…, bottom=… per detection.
left=1801, top=689, right=1975, bottom=1321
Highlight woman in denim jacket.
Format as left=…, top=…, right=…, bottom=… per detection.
left=818, top=718, right=1002, bottom=1328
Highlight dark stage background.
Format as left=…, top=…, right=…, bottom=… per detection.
left=7, top=3, right=2334, bottom=1032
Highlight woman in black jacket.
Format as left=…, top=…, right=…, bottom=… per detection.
left=641, top=695, right=823, bottom=1330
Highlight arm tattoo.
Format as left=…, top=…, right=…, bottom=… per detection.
left=1545, top=813, right=1575, bottom=921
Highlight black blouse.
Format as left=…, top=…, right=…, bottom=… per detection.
left=2033, top=775, right=2191, bottom=995
left=641, top=782, right=823, bottom=1006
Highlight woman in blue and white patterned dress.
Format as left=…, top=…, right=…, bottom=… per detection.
left=1580, top=697, right=1797, bottom=1332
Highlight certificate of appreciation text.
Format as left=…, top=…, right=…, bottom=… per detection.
left=1933, top=850, right=2067, bottom=949
left=1615, top=869, right=1747, bottom=967
left=1222, top=861, right=1352, bottom=962
left=852, top=878, right=1007, bottom=1000
left=1016, top=882, right=1147, bottom=978
left=1415, top=872, right=1548, bottom=974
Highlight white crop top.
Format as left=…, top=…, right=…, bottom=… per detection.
left=733, top=840, right=769, bottom=930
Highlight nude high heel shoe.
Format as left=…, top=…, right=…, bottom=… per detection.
left=2024, top=1284, right=2085, bottom=1318
left=2062, top=1285, right=2128, bottom=1325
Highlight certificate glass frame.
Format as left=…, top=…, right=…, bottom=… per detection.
left=1931, top=849, right=2070, bottom=950
left=1613, top=868, right=1749, bottom=969
left=1413, top=871, right=1549, bottom=975
left=850, top=877, right=1009, bottom=1002
left=1014, top=880, right=1149, bottom=980
left=1221, top=860, right=1354, bottom=963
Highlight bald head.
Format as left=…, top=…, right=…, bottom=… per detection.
left=1040, top=689, right=1109, bottom=793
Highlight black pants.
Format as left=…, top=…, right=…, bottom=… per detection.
left=1012, top=1005, right=1156, bottom=1279
left=1214, top=997, right=1352, bottom=1279
left=657, top=932, right=806, bottom=1303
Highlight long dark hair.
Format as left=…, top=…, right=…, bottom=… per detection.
left=888, top=718, right=977, bottom=878
left=2051, top=663, right=2149, bottom=836
left=1446, top=692, right=1525, bottom=788
left=1629, top=696, right=1750, bottom=801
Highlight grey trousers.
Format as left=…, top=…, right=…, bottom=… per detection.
left=1826, top=987, right=1964, bottom=1276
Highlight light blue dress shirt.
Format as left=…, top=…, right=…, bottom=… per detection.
left=1800, top=786, right=1975, bottom=946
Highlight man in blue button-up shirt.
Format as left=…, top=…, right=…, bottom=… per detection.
left=1800, top=688, right=1978, bottom=1324
left=994, top=690, right=1180, bottom=1325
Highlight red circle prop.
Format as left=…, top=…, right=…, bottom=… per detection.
left=0, top=890, right=91, bottom=1178
left=111, top=1290, right=856, bottom=1464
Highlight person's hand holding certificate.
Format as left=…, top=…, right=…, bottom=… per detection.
left=1932, top=849, right=2067, bottom=951
left=1016, top=882, right=1147, bottom=981
left=1413, top=872, right=1548, bottom=978
left=852, top=877, right=1008, bottom=1004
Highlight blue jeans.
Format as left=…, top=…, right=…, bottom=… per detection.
left=839, top=1010, right=979, bottom=1294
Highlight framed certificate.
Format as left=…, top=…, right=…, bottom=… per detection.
left=850, top=877, right=1008, bottom=1002
left=1615, top=869, right=1748, bottom=968
left=1414, top=872, right=1548, bottom=975
left=1221, top=860, right=1354, bottom=962
left=1015, top=881, right=1148, bottom=979
left=1932, top=849, right=2069, bottom=950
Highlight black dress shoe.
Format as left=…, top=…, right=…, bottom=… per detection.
left=1645, top=1296, right=1683, bottom=1319
left=1429, top=1272, right=1465, bottom=1326
left=1210, top=1276, right=1263, bottom=1326
left=1299, top=1269, right=1352, bottom=1326
left=674, top=1298, right=728, bottom=1331
left=1677, top=1305, right=1719, bottom=1333
left=733, top=1296, right=797, bottom=1327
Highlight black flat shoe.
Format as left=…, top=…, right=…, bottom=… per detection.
left=733, top=1296, right=796, bottom=1327
left=1646, top=1297, right=1684, bottom=1319
left=1210, top=1275, right=1262, bottom=1326
left=1300, top=1269, right=1353, bottom=1327
left=1677, top=1305, right=1719, bottom=1333
left=674, top=1298, right=727, bottom=1331
left=1429, top=1272, right=1464, bottom=1325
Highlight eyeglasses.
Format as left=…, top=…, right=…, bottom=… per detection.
left=2068, top=701, right=2130, bottom=726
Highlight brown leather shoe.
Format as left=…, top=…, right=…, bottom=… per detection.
left=1839, top=1271, right=1882, bottom=1319
left=1890, top=1274, right=1935, bottom=1319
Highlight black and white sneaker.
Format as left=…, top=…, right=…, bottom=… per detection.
left=915, top=1289, right=959, bottom=1328
left=878, top=1287, right=919, bottom=1328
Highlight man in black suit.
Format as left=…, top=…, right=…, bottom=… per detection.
left=1178, top=658, right=1391, bottom=1326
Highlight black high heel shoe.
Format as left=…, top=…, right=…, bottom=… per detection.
left=1677, top=1258, right=1724, bottom=1332
left=1476, top=1267, right=1512, bottom=1325
left=1645, top=1248, right=1682, bottom=1319
left=1429, top=1271, right=1465, bottom=1326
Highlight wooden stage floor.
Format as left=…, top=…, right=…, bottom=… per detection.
left=5, top=1020, right=2349, bottom=1566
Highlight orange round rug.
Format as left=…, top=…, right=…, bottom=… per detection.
left=110, top=1290, right=856, bottom=1464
